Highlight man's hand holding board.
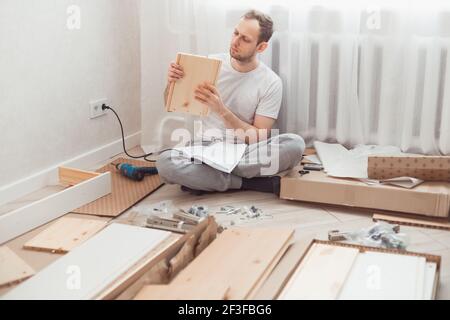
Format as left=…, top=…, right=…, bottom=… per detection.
left=165, top=53, right=222, bottom=117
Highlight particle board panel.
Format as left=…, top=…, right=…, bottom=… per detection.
left=2, top=223, right=170, bottom=300
left=134, top=227, right=293, bottom=300
left=73, top=158, right=163, bottom=217
left=0, top=246, right=35, bottom=288
left=23, top=217, right=108, bottom=253
left=279, top=243, right=359, bottom=300
left=166, top=53, right=222, bottom=117
left=0, top=171, right=111, bottom=245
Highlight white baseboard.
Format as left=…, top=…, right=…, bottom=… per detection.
left=0, top=131, right=141, bottom=207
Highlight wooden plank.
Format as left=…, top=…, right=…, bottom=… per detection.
left=0, top=246, right=35, bottom=288
left=166, top=53, right=222, bottom=117
left=134, top=227, right=293, bottom=300
left=73, top=158, right=163, bottom=217
left=252, top=239, right=312, bottom=300
left=338, top=251, right=427, bottom=300
left=373, top=213, right=450, bottom=231
left=279, top=243, right=359, bottom=300
left=23, top=217, right=108, bottom=253
left=59, top=167, right=100, bottom=186
left=134, top=284, right=229, bottom=300
left=2, top=223, right=170, bottom=299
left=0, top=171, right=111, bottom=245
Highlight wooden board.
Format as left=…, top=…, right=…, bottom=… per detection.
left=134, top=227, right=293, bottom=300
left=252, top=239, right=312, bottom=300
left=0, top=247, right=35, bottom=288
left=0, top=171, right=111, bottom=244
left=279, top=243, right=359, bottom=300
left=73, top=158, right=163, bottom=217
left=338, top=251, right=427, bottom=300
left=23, top=217, right=108, bottom=253
left=2, top=223, right=170, bottom=299
left=373, top=213, right=450, bottom=231
left=166, top=53, right=222, bottom=117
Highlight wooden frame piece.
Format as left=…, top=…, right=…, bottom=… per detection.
left=276, top=240, right=441, bottom=300
left=0, top=167, right=111, bottom=245
left=166, top=53, right=222, bottom=117
left=373, top=213, right=450, bottom=231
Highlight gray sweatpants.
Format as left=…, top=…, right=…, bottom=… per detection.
left=156, top=133, right=305, bottom=192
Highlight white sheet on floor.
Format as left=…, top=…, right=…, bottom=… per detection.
left=313, top=142, right=421, bottom=182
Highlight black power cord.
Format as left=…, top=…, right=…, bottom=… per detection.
left=101, top=104, right=159, bottom=162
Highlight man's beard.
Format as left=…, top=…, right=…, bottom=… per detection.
left=230, top=48, right=256, bottom=63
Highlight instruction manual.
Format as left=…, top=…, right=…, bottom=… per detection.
left=173, top=142, right=247, bottom=174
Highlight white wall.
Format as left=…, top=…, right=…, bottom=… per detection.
left=0, top=0, right=141, bottom=187
left=140, top=0, right=194, bottom=151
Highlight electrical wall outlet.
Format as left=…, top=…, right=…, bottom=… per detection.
left=89, top=99, right=108, bottom=119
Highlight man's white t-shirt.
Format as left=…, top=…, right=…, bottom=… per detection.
left=200, top=53, right=283, bottom=141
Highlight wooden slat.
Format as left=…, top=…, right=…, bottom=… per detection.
left=0, top=247, right=35, bottom=288
left=3, top=223, right=170, bottom=299
left=279, top=243, right=359, bottom=300
left=59, top=167, right=100, bottom=186
left=23, top=217, right=108, bottom=253
left=134, top=227, right=293, bottom=300
left=373, top=213, right=450, bottom=231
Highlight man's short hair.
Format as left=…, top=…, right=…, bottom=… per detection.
left=242, top=10, right=274, bottom=44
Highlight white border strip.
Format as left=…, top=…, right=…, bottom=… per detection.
left=0, top=131, right=141, bottom=207
left=0, top=172, right=112, bottom=245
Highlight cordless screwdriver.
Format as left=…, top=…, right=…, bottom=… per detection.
left=115, top=163, right=158, bottom=181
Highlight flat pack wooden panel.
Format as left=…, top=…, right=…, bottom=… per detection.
left=0, top=246, right=35, bottom=288
left=279, top=243, right=359, bottom=300
left=2, top=223, right=170, bottom=300
left=373, top=213, right=450, bottom=231
left=166, top=53, right=222, bottom=117
left=135, top=228, right=293, bottom=300
left=74, top=158, right=163, bottom=217
left=0, top=172, right=111, bottom=245
left=338, top=251, right=427, bottom=300
left=23, top=217, right=108, bottom=253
